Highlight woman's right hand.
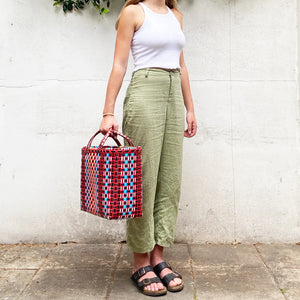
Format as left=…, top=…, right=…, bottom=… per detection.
left=99, top=115, right=119, bottom=135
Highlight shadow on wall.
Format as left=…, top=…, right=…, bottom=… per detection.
left=182, top=0, right=194, bottom=5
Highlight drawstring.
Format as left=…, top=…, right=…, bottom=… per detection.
left=145, top=68, right=150, bottom=78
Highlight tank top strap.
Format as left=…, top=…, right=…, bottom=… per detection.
left=138, top=2, right=149, bottom=14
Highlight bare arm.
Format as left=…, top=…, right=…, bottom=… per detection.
left=100, top=5, right=137, bottom=133
left=180, top=51, right=194, bottom=114
left=172, top=8, right=197, bottom=138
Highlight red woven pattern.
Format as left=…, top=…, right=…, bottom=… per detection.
left=80, top=144, right=143, bottom=220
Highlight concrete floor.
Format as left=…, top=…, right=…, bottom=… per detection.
left=0, top=242, right=299, bottom=300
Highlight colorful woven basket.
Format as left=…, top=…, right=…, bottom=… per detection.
left=80, top=128, right=143, bottom=220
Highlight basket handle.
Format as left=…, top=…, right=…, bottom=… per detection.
left=99, top=128, right=135, bottom=147
left=86, top=128, right=135, bottom=149
left=86, top=128, right=121, bottom=148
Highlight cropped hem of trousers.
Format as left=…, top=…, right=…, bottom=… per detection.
left=122, top=67, right=185, bottom=254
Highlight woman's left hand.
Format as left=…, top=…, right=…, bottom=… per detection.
left=184, top=111, right=197, bottom=137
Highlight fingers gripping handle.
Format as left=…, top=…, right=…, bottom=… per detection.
left=86, top=128, right=135, bottom=149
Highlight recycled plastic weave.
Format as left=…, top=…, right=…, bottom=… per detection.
left=80, top=128, right=143, bottom=220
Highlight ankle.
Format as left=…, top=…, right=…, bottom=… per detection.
left=150, top=244, right=164, bottom=265
left=150, top=256, right=164, bottom=266
left=133, top=252, right=150, bottom=271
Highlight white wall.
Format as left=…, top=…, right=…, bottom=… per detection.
left=0, top=0, right=299, bottom=244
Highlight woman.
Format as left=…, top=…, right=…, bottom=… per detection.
left=99, top=0, right=197, bottom=296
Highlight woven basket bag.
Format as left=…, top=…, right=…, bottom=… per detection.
left=80, top=128, right=143, bottom=220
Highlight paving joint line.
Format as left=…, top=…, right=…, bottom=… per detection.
left=187, top=244, right=198, bottom=300
left=105, top=243, right=123, bottom=300
left=17, top=243, right=58, bottom=299
left=254, top=243, right=288, bottom=300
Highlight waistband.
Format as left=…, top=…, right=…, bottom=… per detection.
left=132, top=67, right=181, bottom=77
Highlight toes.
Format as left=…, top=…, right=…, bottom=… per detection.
left=137, top=270, right=167, bottom=293
left=169, top=279, right=176, bottom=287
left=169, top=278, right=182, bottom=287
left=158, top=282, right=164, bottom=290
left=144, top=282, right=165, bottom=292
left=174, top=277, right=182, bottom=285
left=150, top=283, right=163, bottom=291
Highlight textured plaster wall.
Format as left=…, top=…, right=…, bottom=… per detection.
left=0, top=0, right=299, bottom=243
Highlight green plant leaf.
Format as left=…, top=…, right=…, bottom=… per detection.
left=67, top=3, right=73, bottom=10
left=54, top=0, right=135, bottom=17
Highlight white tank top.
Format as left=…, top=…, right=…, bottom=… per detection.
left=131, top=2, right=186, bottom=72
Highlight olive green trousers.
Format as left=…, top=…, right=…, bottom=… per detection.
left=122, top=67, right=185, bottom=253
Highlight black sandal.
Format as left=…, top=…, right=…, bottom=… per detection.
left=131, top=265, right=167, bottom=297
left=153, top=261, right=184, bottom=292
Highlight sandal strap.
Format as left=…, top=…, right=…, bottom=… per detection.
left=161, top=271, right=182, bottom=287
left=137, top=276, right=161, bottom=289
left=153, top=262, right=183, bottom=288
left=153, top=261, right=172, bottom=276
left=131, top=265, right=153, bottom=282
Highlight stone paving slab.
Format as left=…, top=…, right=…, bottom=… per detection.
left=256, top=244, right=300, bottom=299
left=0, top=269, right=36, bottom=300
left=20, top=268, right=109, bottom=300
left=194, top=265, right=285, bottom=300
left=271, top=268, right=300, bottom=300
left=190, top=244, right=262, bottom=268
left=256, top=244, right=300, bottom=269
left=161, top=243, right=191, bottom=269
left=43, top=243, right=120, bottom=269
left=0, top=243, right=298, bottom=300
left=0, top=244, right=55, bottom=269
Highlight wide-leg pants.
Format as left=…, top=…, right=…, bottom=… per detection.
left=122, top=67, right=185, bottom=253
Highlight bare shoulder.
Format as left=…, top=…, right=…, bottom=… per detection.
left=171, top=7, right=183, bottom=16
left=121, top=3, right=140, bottom=18
left=171, top=8, right=183, bottom=23
left=120, top=4, right=144, bottom=30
